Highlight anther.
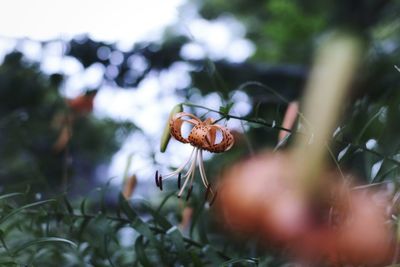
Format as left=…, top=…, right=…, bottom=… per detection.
left=177, top=173, right=181, bottom=189
left=159, top=175, right=163, bottom=191
left=155, top=171, right=159, bottom=187
left=209, top=191, right=218, bottom=206
left=186, top=185, right=193, bottom=201
left=205, top=184, right=212, bottom=201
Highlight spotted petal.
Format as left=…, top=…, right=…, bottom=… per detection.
left=169, top=112, right=201, bottom=143
left=204, top=125, right=234, bottom=153
left=170, top=112, right=234, bottom=153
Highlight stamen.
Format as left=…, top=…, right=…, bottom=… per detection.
left=198, top=150, right=209, bottom=187
left=155, top=170, right=159, bottom=187
left=183, top=148, right=198, bottom=179
left=178, top=149, right=198, bottom=197
left=205, top=184, right=212, bottom=201
left=163, top=147, right=196, bottom=179
left=178, top=173, right=181, bottom=189
left=159, top=175, right=163, bottom=191
left=209, top=191, right=218, bottom=206
left=186, top=185, right=193, bottom=201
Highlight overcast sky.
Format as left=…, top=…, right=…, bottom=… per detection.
left=0, top=0, right=183, bottom=42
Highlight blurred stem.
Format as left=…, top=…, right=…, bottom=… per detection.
left=292, top=33, right=363, bottom=193
left=62, top=113, right=72, bottom=191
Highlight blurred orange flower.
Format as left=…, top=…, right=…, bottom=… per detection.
left=217, top=151, right=395, bottom=266
left=122, top=174, right=137, bottom=199
left=67, top=90, right=97, bottom=115
left=278, top=101, right=299, bottom=141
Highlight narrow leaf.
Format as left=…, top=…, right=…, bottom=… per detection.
left=221, top=257, right=258, bottom=266
left=137, top=201, right=171, bottom=230
left=0, top=199, right=56, bottom=225
left=0, top=193, right=23, bottom=201
left=118, top=193, right=138, bottom=221
left=166, top=226, right=191, bottom=264
left=63, top=195, right=74, bottom=215
left=135, top=236, right=152, bottom=267
left=12, top=237, right=77, bottom=255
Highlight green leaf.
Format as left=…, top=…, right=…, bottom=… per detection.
left=0, top=199, right=56, bottom=225
left=372, top=165, right=398, bottom=183
left=189, top=250, right=204, bottom=267
left=0, top=261, right=18, bottom=267
left=0, top=193, right=23, bottom=201
left=337, top=144, right=351, bottom=162
left=130, top=219, right=158, bottom=248
left=77, top=217, right=91, bottom=238
left=118, top=193, right=138, bottom=221
left=202, top=245, right=224, bottom=265
left=118, top=194, right=166, bottom=261
left=197, top=211, right=209, bottom=245
left=131, top=217, right=169, bottom=263
left=166, top=226, right=191, bottom=265
left=62, top=195, right=74, bottom=215
left=11, top=237, right=77, bottom=255
left=219, top=102, right=234, bottom=115
left=190, top=201, right=206, bottom=238
left=135, top=235, right=152, bottom=267
left=100, top=178, right=115, bottom=214
left=0, top=230, right=10, bottom=253
left=80, top=197, right=88, bottom=216
left=355, top=107, right=384, bottom=143
left=221, top=257, right=259, bottom=266
left=104, top=234, right=116, bottom=267
left=156, top=191, right=177, bottom=214
left=138, top=201, right=172, bottom=230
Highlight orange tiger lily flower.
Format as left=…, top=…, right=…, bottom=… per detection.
left=156, top=112, right=234, bottom=204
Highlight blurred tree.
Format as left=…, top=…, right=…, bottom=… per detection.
left=0, top=52, right=134, bottom=193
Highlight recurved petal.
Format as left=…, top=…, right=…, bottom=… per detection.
left=169, top=112, right=202, bottom=143
left=203, top=125, right=234, bottom=153
left=206, top=127, right=216, bottom=146
left=172, top=112, right=202, bottom=124
left=170, top=118, right=189, bottom=143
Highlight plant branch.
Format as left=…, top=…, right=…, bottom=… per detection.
left=183, top=102, right=400, bottom=168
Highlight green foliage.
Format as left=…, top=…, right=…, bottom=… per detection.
left=260, top=0, right=325, bottom=61
left=0, top=189, right=281, bottom=266
left=199, top=0, right=326, bottom=62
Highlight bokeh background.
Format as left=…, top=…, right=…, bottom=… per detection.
left=1, top=0, right=400, bottom=266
